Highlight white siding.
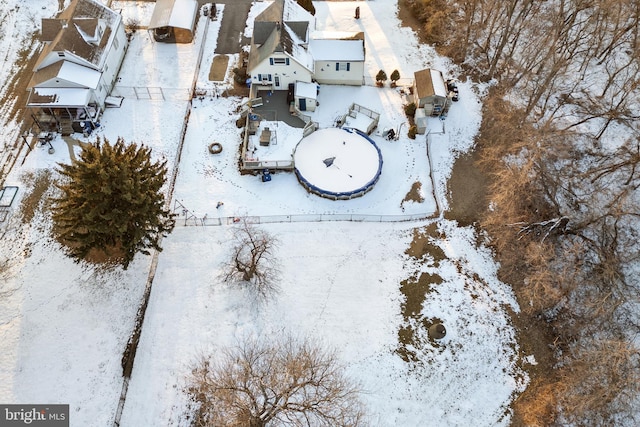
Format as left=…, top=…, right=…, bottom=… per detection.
left=294, top=81, right=317, bottom=112
left=98, top=21, right=127, bottom=103
left=251, top=54, right=312, bottom=90
left=313, top=60, right=364, bottom=86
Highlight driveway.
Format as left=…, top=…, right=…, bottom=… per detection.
left=200, top=0, right=253, bottom=54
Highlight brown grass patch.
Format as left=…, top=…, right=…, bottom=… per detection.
left=84, top=245, right=126, bottom=267
left=402, top=181, right=425, bottom=204
left=405, top=225, right=446, bottom=265
left=209, top=55, right=229, bottom=81
left=512, top=379, right=558, bottom=427
left=18, top=170, right=53, bottom=224
left=400, top=272, right=442, bottom=319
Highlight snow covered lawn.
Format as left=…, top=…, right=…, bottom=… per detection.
left=119, top=221, right=524, bottom=426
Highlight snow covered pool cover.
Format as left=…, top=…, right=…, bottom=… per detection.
left=293, top=127, right=383, bottom=199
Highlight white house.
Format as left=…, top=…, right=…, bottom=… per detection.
left=26, top=0, right=127, bottom=134
left=309, top=33, right=365, bottom=86
left=248, top=0, right=365, bottom=95
left=248, top=0, right=315, bottom=92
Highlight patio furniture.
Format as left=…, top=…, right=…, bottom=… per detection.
left=260, top=127, right=271, bottom=146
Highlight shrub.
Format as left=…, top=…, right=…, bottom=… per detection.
left=376, top=69, right=387, bottom=87
left=408, top=125, right=418, bottom=139
left=232, top=67, right=247, bottom=84
left=404, top=102, right=417, bottom=118
left=390, top=69, right=400, bottom=87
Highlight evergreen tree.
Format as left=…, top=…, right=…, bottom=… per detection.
left=296, top=0, right=316, bottom=16
left=390, top=69, right=401, bottom=83
left=376, top=69, right=387, bottom=86
left=52, top=137, right=175, bottom=268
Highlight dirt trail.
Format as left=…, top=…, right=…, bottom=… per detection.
left=444, top=150, right=488, bottom=225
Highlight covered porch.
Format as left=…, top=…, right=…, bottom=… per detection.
left=27, top=88, right=102, bottom=136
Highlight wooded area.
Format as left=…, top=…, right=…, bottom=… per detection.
left=406, top=0, right=640, bottom=424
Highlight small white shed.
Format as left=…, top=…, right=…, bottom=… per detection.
left=413, top=68, right=450, bottom=116
left=294, top=81, right=318, bottom=112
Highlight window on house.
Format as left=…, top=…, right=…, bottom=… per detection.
left=113, top=36, right=119, bottom=50
left=336, top=62, right=351, bottom=71
left=270, top=57, right=289, bottom=65
left=58, top=52, right=65, bottom=57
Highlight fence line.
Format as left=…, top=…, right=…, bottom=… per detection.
left=242, top=159, right=294, bottom=170
left=174, top=211, right=437, bottom=227
left=110, top=86, right=192, bottom=101
left=363, top=76, right=413, bottom=88
left=112, top=13, right=209, bottom=427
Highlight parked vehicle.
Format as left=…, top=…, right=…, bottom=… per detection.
left=447, top=79, right=459, bottom=102
left=287, top=83, right=295, bottom=104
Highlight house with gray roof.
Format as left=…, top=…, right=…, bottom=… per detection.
left=247, top=0, right=364, bottom=98
left=27, top=0, right=127, bottom=135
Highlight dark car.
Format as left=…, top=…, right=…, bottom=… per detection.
left=287, top=83, right=295, bottom=104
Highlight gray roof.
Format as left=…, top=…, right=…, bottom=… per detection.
left=286, top=21, right=308, bottom=41
left=248, top=0, right=312, bottom=72
left=36, top=0, right=121, bottom=70
left=253, top=21, right=277, bottom=46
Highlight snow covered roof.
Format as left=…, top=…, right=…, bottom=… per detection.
left=148, top=0, right=198, bottom=31
left=282, top=22, right=313, bottom=70
left=60, top=61, right=101, bottom=88
left=295, top=81, right=317, bottom=99
left=249, top=0, right=315, bottom=72
left=414, top=68, right=448, bottom=99
left=27, top=87, right=91, bottom=107
left=255, top=0, right=315, bottom=26
left=36, top=0, right=121, bottom=70
left=309, top=38, right=365, bottom=62
left=282, top=0, right=314, bottom=23
left=30, top=35, right=104, bottom=92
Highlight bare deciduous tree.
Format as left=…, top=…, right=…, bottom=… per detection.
left=187, top=336, right=366, bottom=427
left=557, top=338, right=640, bottom=426
left=220, top=218, right=280, bottom=301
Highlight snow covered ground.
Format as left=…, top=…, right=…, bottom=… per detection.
left=0, top=1, right=525, bottom=426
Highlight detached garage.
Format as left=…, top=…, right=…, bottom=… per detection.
left=148, top=0, right=198, bottom=44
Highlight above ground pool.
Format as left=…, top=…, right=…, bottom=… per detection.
left=293, top=127, right=383, bottom=200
